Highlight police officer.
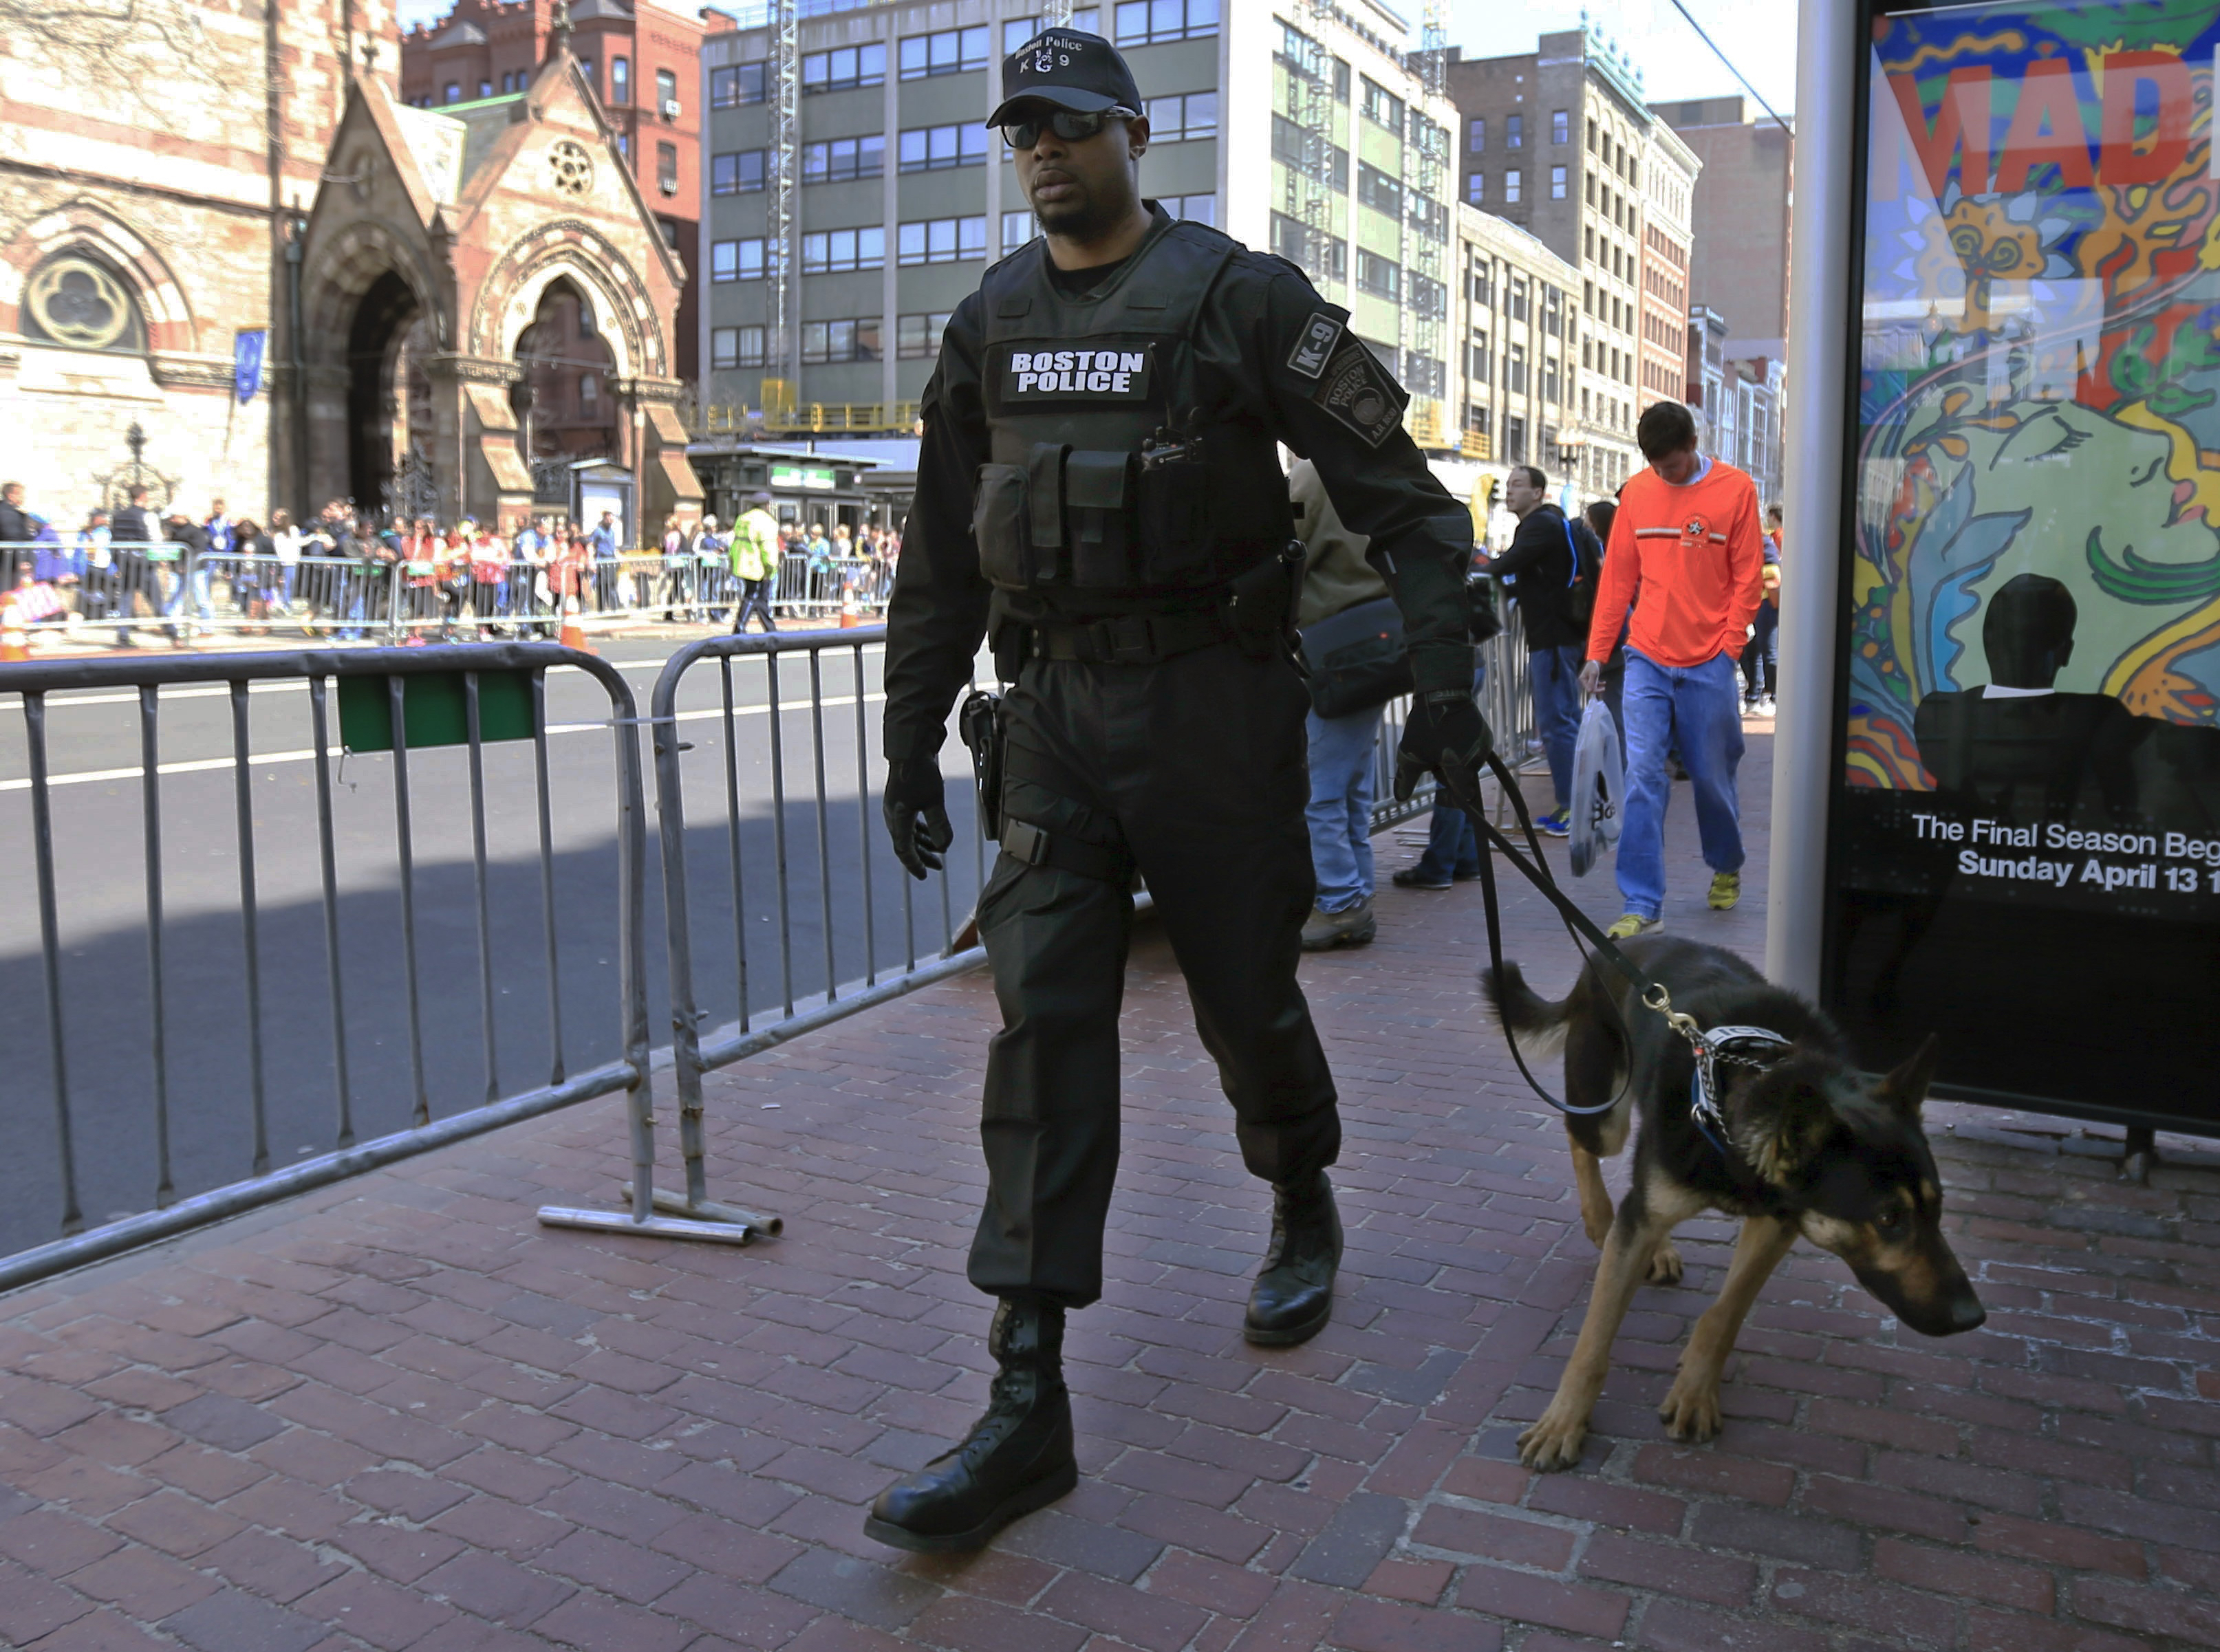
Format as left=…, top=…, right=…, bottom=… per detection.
left=868, top=28, right=1489, bottom=1553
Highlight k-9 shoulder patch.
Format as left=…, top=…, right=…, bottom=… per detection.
left=1285, top=312, right=1342, bottom=380
left=1311, top=339, right=1407, bottom=447
left=991, top=343, right=1153, bottom=404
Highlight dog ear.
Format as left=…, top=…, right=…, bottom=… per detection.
left=1875, top=1034, right=1941, bottom=1120
left=1732, top=1072, right=1834, bottom=1185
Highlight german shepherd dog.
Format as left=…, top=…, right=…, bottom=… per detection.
left=1485, top=937, right=1985, bottom=1472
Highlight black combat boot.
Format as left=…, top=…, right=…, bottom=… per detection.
left=864, top=1296, right=1077, bottom=1553
left=1244, top=1171, right=1342, bottom=1345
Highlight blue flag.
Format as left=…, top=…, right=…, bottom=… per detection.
left=234, top=329, right=267, bottom=403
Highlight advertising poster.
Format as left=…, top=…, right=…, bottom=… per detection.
left=1833, top=0, right=2220, bottom=1122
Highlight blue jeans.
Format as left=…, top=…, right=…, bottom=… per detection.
left=1741, top=603, right=1778, bottom=699
left=1617, top=649, right=1745, bottom=920
left=1411, top=661, right=1487, bottom=880
left=1529, top=643, right=1583, bottom=811
left=1304, top=705, right=1383, bottom=912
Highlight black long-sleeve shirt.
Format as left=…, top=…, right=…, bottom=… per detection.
left=1488, top=503, right=1596, bottom=653
left=882, top=209, right=1476, bottom=760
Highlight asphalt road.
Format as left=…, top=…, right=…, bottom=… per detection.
left=0, top=633, right=992, bottom=1259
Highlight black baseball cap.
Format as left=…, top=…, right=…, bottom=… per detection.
left=986, top=29, right=1144, bottom=127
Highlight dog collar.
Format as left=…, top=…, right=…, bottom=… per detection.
left=1688, top=1025, right=1794, bottom=1158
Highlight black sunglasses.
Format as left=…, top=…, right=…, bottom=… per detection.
left=1000, top=106, right=1136, bottom=150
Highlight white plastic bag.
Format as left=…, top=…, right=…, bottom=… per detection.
left=1569, top=697, right=1624, bottom=878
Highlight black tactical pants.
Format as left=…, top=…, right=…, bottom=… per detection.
left=967, top=640, right=1341, bottom=1308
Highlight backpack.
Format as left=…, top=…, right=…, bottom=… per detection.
left=1561, top=514, right=1601, bottom=631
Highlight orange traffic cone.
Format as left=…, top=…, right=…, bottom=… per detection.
left=559, top=595, right=594, bottom=654
left=838, top=589, right=861, bottom=629
left=0, top=593, right=28, bottom=664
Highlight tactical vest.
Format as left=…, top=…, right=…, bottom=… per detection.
left=972, top=218, right=1295, bottom=597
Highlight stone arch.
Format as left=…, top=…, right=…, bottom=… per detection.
left=299, top=216, right=446, bottom=369
left=470, top=221, right=666, bottom=382
left=0, top=198, right=195, bottom=354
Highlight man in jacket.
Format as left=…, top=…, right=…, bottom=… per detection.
left=1291, top=457, right=1389, bottom=950
left=0, top=483, right=34, bottom=547
left=1580, top=400, right=1765, bottom=936
left=869, top=28, right=1487, bottom=1554
left=729, top=492, right=779, bottom=633
left=1487, top=464, right=1596, bottom=837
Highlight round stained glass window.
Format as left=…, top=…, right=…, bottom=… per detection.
left=550, top=140, right=594, bottom=199
left=26, top=257, right=136, bottom=351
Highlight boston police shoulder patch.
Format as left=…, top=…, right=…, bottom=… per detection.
left=1311, top=338, right=1406, bottom=448
left=1285, top=312, right=1341, bottom=380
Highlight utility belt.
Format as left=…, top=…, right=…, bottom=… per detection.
left=987, top=541, right=1306, bottom=679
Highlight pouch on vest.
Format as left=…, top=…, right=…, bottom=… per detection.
left=973, top=464, right=1030, bottom=589
left=1137, top=442, right=1213, bottom=587
left=1065, top=450, right=1135, bottom=588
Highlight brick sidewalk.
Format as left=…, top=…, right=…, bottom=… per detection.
left=3, top=728, right=2219, bottom=1652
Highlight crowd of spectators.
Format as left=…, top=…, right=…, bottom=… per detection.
left=0, top=483, right=902, bottom=645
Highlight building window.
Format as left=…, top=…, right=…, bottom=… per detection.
left=612, top=56, right=630, bottom=102
left=579, top=56, right=594, bottom=85
left=1113, top=0, right=1218, bottom=46
left=1002, top=213, right=1038, bottom=254
left=1359, top=76, right=1403, bottom=137
left=19, top=250, right=147, bottom=354
left=1269, top=212, right=1344, bottom=282
left=1404, top=354, right=1445, bottom=398
left=1505, top=113, right=1522, bottom=149
left=1355, top=248, right=1399, bottom=301
left=800, top=318, right=883, bottom=364
left=897, top=215, right=987, bottom=265
left=712, top=149, right=768, bottom=194
left=657, top=142, right=678, bottom=195
left=898, top=25, right=987, bottom=78
left=1167, top=193, right=1215, bottom=226
left=1467, top=116, right=1485, bottom=152
left=802, top=43, right=886, bottom=94
left=1002, top=16, right=1039, bottom=52
left=898, top=123, right=987, bottom=172
left=657, top=67, right=678, bottom=110
left=1408, top=196, right=1448, bottom=242
left=1544, top=284, right=1562, bottom=337
left=803, top=133, right=885, bottom=182
left=1333, top=56, right=1350, bottom=100
left=801, top=226, right=885, bottom=274
left=711, top=62, right=768, bottom=105
left=1509, top=274, right=1529, bottom=322
left=710, top=325, right=767, bottom=370
left=1507, top=343, right=1529, bottom=395
left=1147, top=90, right=1217, bottom=142
left=1466, top=335, right=1490, bottom=382
left=711, top=238, right=775, bottom=281
left=1410, top=272, right=1445, bottom=320
left=1551, top=164, right=1566, bottom=199
left=898, top=311, right=953, bottom=358
left=579, top=371, right=598, bottom=406
left=1504, top=169, right=1522, bottom=204
left=1356, top=162, right=1401, bottom=219
left=1505, top=413, right=1527, bottom=463
left=1551, top=109, right=1569, bottom=144
left=1466, top=173, right=1484, bottom=205
left=1542, top=356, right=1560, bottom=402
left=444, top=82, right=461, bottom=103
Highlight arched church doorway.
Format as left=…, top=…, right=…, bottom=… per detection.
left=344, top=269, right=435, bottom=521
left=513, top=278, right=617, bottom=506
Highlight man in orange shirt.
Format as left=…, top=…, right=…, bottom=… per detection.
left=1579, top=402, right=1765, bottom=937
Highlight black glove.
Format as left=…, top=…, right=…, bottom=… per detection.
left=1394, top=685, right=1494, bottom=805
left=883, top=758, right=954, bottom=881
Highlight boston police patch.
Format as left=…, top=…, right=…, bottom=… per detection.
left=991, top=343, right=1153, bottom=404
left=1311, top=339, right=1405, bottom=447
left=1285, top=312, right=1341, bottom=380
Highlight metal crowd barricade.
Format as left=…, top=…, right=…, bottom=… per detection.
left=769, top=554, right=887, bottom=622
left=634, top=623, right=991, bottom=1235
left=0, top=540, right=192, bottom=642
left=0, top=642, right=734, bottom=1292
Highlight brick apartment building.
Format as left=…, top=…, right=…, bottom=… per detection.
left=402, top=0, right=705, bottom=382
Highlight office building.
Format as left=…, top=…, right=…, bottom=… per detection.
left=1451, top=204, right=1580, bottom=517
left=1444, top=28, right=1700, bottom=498
left=696, top=0, right=1456, bottom=451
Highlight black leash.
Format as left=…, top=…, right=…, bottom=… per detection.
left=1443, top=752, right=1662, bottom=1118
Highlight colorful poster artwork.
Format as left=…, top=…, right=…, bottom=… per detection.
left=1851, top=0, right=2220, bottom=920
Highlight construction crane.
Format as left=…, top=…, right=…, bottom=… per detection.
left=762, top=0, right=799, bottom=420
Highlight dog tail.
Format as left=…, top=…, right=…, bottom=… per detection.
left=1480, top=960, right=1571, bottom=1058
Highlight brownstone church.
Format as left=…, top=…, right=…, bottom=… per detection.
left=0, top=0, right=699, bottom=539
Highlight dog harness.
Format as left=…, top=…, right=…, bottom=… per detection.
left=1683, top=1025, right=1796, bottom=1158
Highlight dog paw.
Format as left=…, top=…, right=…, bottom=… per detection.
left=1646, top=1241, right=1684, bottom=1286
left=1517, top=1405, right=1591, bottom=1472
left=1658, top=1378, right=1723, bottom=1442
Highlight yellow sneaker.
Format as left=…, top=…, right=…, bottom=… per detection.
left=1606, top=913, right=1661, bottom=939
left=1709, top=872, right=1741, bottom=911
